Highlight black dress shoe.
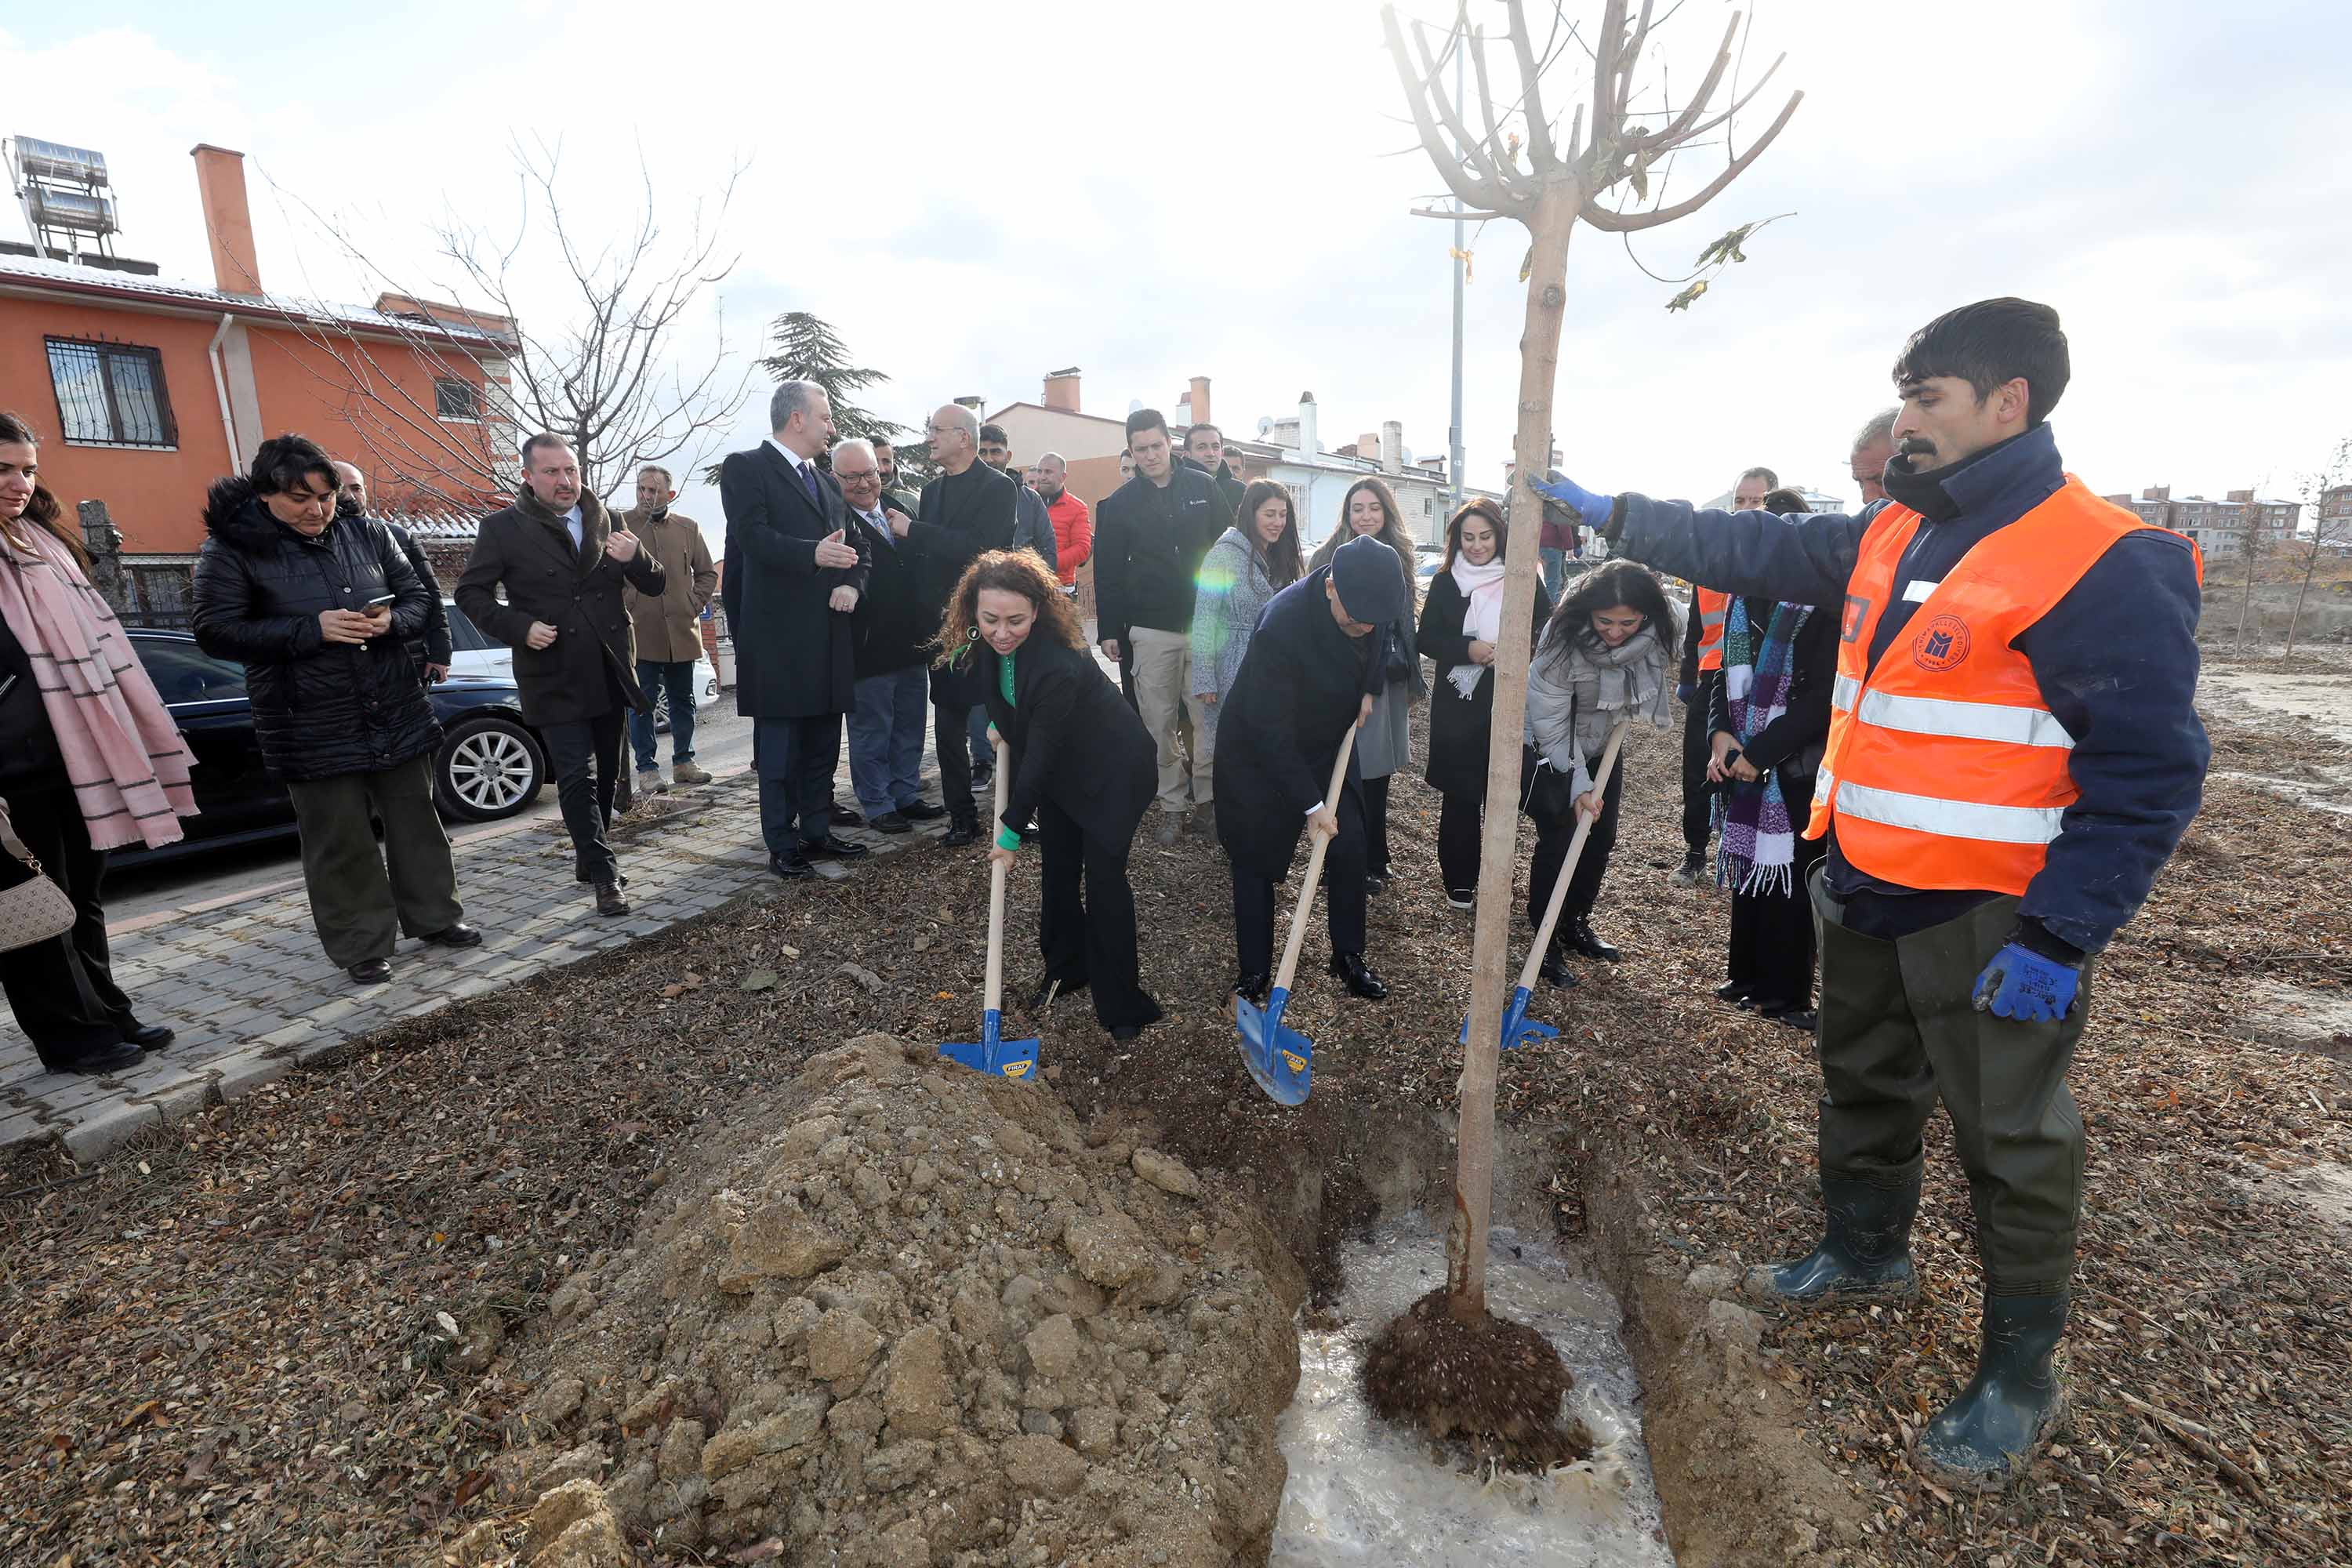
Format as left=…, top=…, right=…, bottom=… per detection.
left=594, top=881, right=630, bottom=916
left=350, top=958, right=394, bottom=984
left=1234, top=971, right=1270, bottom=1007
left=942, top=819, right=980, bottom=848
left=122, top=1022, right=175, bottom=1051
left=49, top=1040, right=144, bottom=1075
left=899, top=800, right=947, bottom=822
left=1567, top=916, right=1622, bottom=962
left=1714, top=979, right=1755, bottom=1004
left=1760, top=1003, right=1819, bottom=1033
left=1327, top=951, right=1388, bottom=1000
left=868, top=811, right=913, bottom=834
left=419, top=923, right=484, bottom=949
left=769, top=851, right=815, bottom=880
left=1537, top=946, right=1579, bottom=989
left=1109, top=1022, right=1145, bottom=1043
left=1364, top=871, right=1388, bottom=896
left=804, top=836, right=872, bottom=861
left=829, top=800, right=863, bottom=827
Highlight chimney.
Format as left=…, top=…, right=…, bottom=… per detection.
left=1297, top=392, right=1319, bottom=457
left=1381, top=421, right=1403, bottom=476
left=1189, top=376, right=1211, bottom=430
left=1043, top=366, right=1081, bottom=412
left=191, top=143, right=262, bottom=296
left=1356, top=433, right=1379, bottom=462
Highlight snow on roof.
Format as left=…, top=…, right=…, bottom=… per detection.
left=0, top=252, right=516, bottom=350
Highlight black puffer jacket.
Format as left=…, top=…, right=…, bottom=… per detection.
left=191, top=478, right=441, bottom=782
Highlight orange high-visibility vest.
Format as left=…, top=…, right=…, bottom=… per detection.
left=1693, top=587, right=1729, bottom=672
left=1807, top=476, right=2199, bottom=895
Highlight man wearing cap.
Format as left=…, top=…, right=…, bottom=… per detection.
left=1211, top=534, right=1407, bottom=1007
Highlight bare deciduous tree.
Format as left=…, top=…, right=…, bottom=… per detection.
left=1381, top=0, right=1800, bottom=1323
left=2285, top=439, right=2352, bottom=659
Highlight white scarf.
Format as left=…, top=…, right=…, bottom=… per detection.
left=1446, top=555, right=1507, bottom=701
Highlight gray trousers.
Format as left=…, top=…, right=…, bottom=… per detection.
left=285, top=753, right=463, bottom=967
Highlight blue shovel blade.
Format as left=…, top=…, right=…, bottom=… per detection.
left=1461, top=985, right=1561, bottom=1052
left=940, top=1008, right=1040, bottom=1081
left=1234, top=986, right=1311, bottom=1105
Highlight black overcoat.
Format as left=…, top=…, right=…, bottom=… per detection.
left=1211, top=567, right=1376, bottom=880
left=456, top=489, right=665, bottom=728
left=911, top=463, right=1018, bottom=708
left=844, top=501, right=933, bottom=679
left=978, top=637, right=1155, bottom=847
left=1415, top=569, right=1555, bottom=799
left=717, top=444, right=870, bottom=718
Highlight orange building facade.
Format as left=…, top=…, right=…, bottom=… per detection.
left=0, top=143, right=516, bottom=622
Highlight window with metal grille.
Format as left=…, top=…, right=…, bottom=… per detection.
left=434, top=378, right=481, bottom=420
left=45, top=338, right=177, bottom=448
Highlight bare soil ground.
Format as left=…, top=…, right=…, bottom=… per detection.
left=3, top=692, right=2348, bottom=1566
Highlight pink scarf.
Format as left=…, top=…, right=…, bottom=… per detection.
left=0, top=524, right=197, bottom=850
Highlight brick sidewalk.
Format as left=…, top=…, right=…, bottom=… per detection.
left=0, top=758, right=947, bottom=1163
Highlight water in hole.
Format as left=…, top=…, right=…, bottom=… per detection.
left=1273, top=1216, right=1674, bottom=1566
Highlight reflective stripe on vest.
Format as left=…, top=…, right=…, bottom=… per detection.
left=1808, top=474, right=2200, bottom=896
left=1694, top=587, right=1729, bottom=673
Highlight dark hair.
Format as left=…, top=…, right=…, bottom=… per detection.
left=934, top=549, right=1088, bottom=666
left=1762, top=487, right=1808, bottom=515
left=1441, top=498, right=1507, bottom=572
left=1187, top=423, right=1222, bottom=445
left=0, top=409, right=92, bottom=569
left=1539, top=558, right=1676, bottom=674
left=1893, top=296, right=2070, bottom=426
left=249, top=433, right=339, bottom=498
left=1739, top=466, right=1778, bottom=489
left=1309, top=477, right=1415, bottom=598
left=1234, top=478, right=1304, bottom=588
left=873, top=438, right=895, bottom=453
left=521, top=431, right=572, bottom=468
left=1124, top=408, right=1168, bottom=441
left=978, top=423, right=1010, bottom=447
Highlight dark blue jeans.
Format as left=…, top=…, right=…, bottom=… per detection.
left=754, top=714, right=843, bottom=856
left=848, top=666, right=927, bottom=814
left=630, top=659, right=699, bottom=771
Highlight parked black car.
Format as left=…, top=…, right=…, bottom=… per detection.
left=118, top=629, right=547, bottom=865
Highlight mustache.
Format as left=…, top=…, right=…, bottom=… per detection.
left=1897, top=437, right=1936, bottom=456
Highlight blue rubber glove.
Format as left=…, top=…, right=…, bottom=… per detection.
left=1530, top=473, right=1616, bottom=529
left=1971, top=942, right=2080, bottom=1022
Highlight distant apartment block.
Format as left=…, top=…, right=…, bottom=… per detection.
left=2103, top=485, right=2301, bottom=561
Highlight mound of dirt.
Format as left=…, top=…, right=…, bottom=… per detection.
left=473, top=1033, right=1305, bottom=1567
left=1361, top=1287, right=1589, bottom=1468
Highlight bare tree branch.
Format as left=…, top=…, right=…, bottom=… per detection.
left=1578, top=88, right=1802, bottom=231
left=1511, top=0, right=1564, bottom=170
left=1380, top=5, right=1512, bottom=212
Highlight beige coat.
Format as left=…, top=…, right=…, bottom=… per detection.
left=621, top=506, right=718, bottom=663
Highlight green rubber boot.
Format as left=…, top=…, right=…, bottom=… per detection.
left=1744, top=1174, right=1921, bottom=1309
left=1916, top=1290, right=2069, bottom=1491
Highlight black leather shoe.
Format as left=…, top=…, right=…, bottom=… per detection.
left=1109, top=1022, right=1145, bottom=1043
left=1917, top=1290, right=2070, bottom=1492
left=123, top=1022, right=175, bottom=1051
left=1327, top=951, right=1388, bottom=1000
left=942, top=820, right=980, bottom=848
left=349, top=958, right=394, bottom=984
left=769, top=851, right=815, bottom=880
left=804, top=836, right=872, bottom=860
left=1537, top=945, right=1579, bottom=989
left=1714, top=979, right=1754, bottom=1004
left=868, top=811, right=912, bottom=834
left=1364, top=871, right=1388, bottom=896
left=829, top=800, right=863, bottom=827
left=899, top=800, right=947, bottom=822
left=419, top=923, right=484, bottom=949
left=1234, top=971, right=1270, bottom=1007
left=49, top=1041, right=144, bottom=1075
left=1744, top=1175, right=1922, bottom=1310
left=1567, top=916, right=1621, bottom=962
left=594, top=881, right=630, bottom=916
left=1759, top=1001, right=1818, bottom=1033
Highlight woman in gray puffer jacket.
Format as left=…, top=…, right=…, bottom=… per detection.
left=1189, top=479, right=1305, bottom=752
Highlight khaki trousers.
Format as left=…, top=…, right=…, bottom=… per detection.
left=1127, top=626, right=1212, bottom=814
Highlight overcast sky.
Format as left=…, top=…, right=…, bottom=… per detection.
left=11, top=0, right=2350, bottom=535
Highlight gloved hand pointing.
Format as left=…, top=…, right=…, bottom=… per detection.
left=1971, top=942, right=2080, bottom=1022
left=1530, top=473, right=1616, bottom=529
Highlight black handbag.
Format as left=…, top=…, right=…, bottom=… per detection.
left=1518, top=744, right=1577, bottom=822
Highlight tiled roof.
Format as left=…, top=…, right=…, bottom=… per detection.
left=0, top=252, right=516, bottom=350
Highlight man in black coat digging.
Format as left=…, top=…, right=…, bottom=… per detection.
left=1213, top=534, right=1409, bottom=1006
left=719, top=382, right=875, bottom=879
left=457, top=434, right=665, bottom=916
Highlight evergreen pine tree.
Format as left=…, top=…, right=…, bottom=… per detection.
left=758, top=312, right=908, bottom=446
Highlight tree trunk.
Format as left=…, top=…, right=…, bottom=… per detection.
left=2234, top=536, right=2257, bottom=654
left=1446, top=180, right=1580, bottom=1324
left=2285, top=541, right=2319, bottom=659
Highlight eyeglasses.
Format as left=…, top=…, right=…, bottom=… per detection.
left=837, top=470, right=879, bottom=483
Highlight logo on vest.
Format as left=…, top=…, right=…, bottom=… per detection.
left=1912, top=613, right=1972, bottom=672
left=1840, top=593, right=1871, bottom=643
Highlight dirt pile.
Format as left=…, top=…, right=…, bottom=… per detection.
left=476, top=1033, right=1305, bottom=1566
left=1361, top=1287, right=1589, bottom=1468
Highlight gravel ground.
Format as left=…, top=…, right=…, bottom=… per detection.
left=2, top=683, right=2347, bottom=1566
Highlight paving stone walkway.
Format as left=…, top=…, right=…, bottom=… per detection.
left=0, top=757, right=947, bottom=1163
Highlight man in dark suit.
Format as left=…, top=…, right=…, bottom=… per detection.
left=456, top=434, right=665, bottom=915
left=880, top=403, right=1016, bottom=845
left=835, top=437, right=941, bottom=834
left=718, top=382, right=874, bottom=879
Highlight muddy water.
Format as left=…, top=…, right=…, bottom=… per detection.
left=1272, top=1215, right=1673, bottom=1567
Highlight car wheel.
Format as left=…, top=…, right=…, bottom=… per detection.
left=437, top=715, right=546, bottom=821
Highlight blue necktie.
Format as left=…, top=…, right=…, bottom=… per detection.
left=798, top=460, right=819, bottom=506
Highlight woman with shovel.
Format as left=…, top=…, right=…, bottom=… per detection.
left=1213, top=534, right=1412, bottom=1007
left=942, top=550, right=1163, bottom=1041
left=1522, top=559, right=1682, bottom=986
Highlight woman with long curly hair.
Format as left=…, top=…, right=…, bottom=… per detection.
left=1189, top=478, right=1303, bottom=753
left=1306, top=477, right=1424, bottom=891
left=0, top=410, right=198, bottom=1073
left=1521, top=558, right=1682, bottom=987
left=937, top=550, right=1162, bottom=1040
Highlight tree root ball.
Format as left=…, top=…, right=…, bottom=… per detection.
left=1361, top=1288, right=1592, bottom=1468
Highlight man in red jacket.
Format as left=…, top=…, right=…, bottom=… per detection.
left=1032, top=452, right=1091, bottom=594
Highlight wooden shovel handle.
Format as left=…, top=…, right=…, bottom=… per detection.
left=982, top=738, right=1011, bottom=1016
left=1273, top=722, right=1362, bottom=995
left=1516, top=718, right=1631, bottom=994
